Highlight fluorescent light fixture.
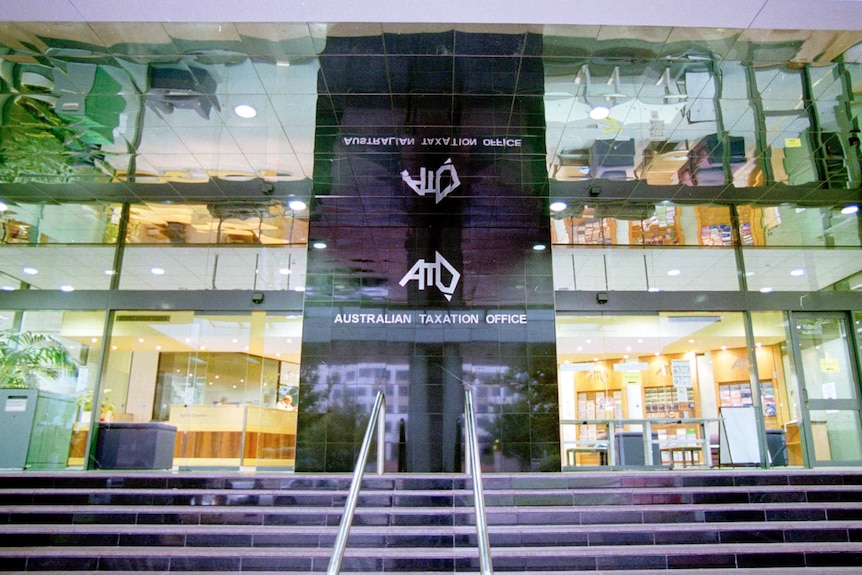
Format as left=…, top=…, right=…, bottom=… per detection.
left=790, top=269, right=805, bottom=277
left=278, top=268, right=292, bottom=275
left=841, top=204, right=859, bottom=215
left=150, top=267, right=166, bottom=275
left=22, top=267, right=38, bottom=275
left=288, top=199, right=307, bottom=211
left=532, top=243, right=547, bottom=251
left=589, top=105, right=610, bottom=120
left=760, top=287, right=773, bottom=294
left=234, top=104, right=257, bottom=119
left=549, top=201, right=567, bottom=212
left=667, top=269, right=681, bottom=276
left=60, top=285, right=74, bottom=292
left=312, top=241, right=327, bottom=249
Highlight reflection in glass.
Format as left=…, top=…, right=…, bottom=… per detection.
left=0, top=310, right=106, bottom=468
left=100, top=310, right=303, bottom=470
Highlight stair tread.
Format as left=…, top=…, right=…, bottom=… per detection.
left=2, top=518, right=861, bottom=534
left=3, top=541, right=862, bottom=557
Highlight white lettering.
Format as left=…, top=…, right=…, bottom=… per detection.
left=400, top=158, right=460, bottom=204
left=399, top=252, right=461, bottom=302
left=482, top=137, right=522, bottom=148
left=485, top=313, right=528, bottom=324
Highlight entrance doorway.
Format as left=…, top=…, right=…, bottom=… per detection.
left=785, top=313, right=862, bottom=466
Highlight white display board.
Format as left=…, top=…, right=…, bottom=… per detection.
left=719, top=406, right=760, bottom=465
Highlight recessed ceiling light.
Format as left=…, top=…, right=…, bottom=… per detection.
left=667, top=269, right=681, bottom=276
left=760, top=287, right=773, bottom=293
left=234, top=104, right=257, bottom=118
left=312, top=241, right=327, bottom=249
left=22, top=267, right=38, bottom=275
left=151, top=267, right=165, bottom=275
left=589, top=105, right=610, bottom=120
left=60, top=285, right=74, bottom=292
left=104, top=270, right=116, bottom=275
left=841, top=204, right=859, bottom=215
left=532, top=243, right=547, bottom=251
left=288, top=199, right=307, bottom=211
left=549, top=201, right=567, bottom=212
left=790, top=269, right=805, bottom=277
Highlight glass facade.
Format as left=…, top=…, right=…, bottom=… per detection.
left=0, top=21, right=861, bottom=473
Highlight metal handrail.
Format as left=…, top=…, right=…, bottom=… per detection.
left=327, top=390, right=386, bottom=575
left=464, top=388, right=494, bottom=575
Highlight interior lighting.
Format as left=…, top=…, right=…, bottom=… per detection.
left=279, top=268, right=292, bottom=275
left=59, top=285, right=74, bottom=292
left=790, top=269, right=805, bottom=277
left=532, top=243, right=547, bottom=251
left=841, top=204, right=859, bottom=215
left=667, top=269, right=681, bottom=276
left=151, top=267, right=165, bottom=275
left=760, top=287, right=773, bottom=293
left=312, top=241, right=327, bottom=249
left=22, top=267, right=38, bottom=275
left=288, top=199, right=307, bottom=211
left=549, top=201, right=567, bottom=212
left=233, top=104, right=257, bottom=118
left=589, top=105, right=610, bottom=120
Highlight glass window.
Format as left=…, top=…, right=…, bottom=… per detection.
left=742, top=205, right=862, bottom=293
left=0, top=202, right=121, bottom=244
left=118, top=245, right=307, bottom=290
left=556, top=311, right=766, bottom=468
left=551, top=203, right=739, bottom=292
left=0, top=310, right=106, bottom=468
left=100, top=310, right=303, bottom=470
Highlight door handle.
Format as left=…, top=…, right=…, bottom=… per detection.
left=801, top=388, right=809, bottom=405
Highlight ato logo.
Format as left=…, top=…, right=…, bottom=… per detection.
left=399, top=252, right=460, bottom=301
left=400, top=158, right=460, bottom=204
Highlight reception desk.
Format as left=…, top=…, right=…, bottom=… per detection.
left=168, top=404, right=297, bottom=468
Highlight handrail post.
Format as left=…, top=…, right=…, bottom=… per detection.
left=464, top=389, right=493, bottom=575
left=327, top=391, right=385, bottom=575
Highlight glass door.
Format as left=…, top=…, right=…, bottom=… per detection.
left=786, top=312, right=862, bottom=466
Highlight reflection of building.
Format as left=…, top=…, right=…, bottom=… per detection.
left=0, top=5, right=861, bottom=475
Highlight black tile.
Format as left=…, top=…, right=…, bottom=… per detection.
left=668, top=553, right=737, bottom=569
left=588, top=530, right=654, bottom=545
left=655, top=530, right=719, bottom=545
left=186, top=533, right=254, bottom=546
left=99, top=556, right=171, bottom=570
left=785, top=528, right=849, bottom=542
left=27, top=556, right=100, bottom=570
left=737, top=552, right=805, bottom=568
left=51, top=533, right=120, bottom=546
left=119, top=533, right=186, bottom=546
left=766, top=508, right=826, bottom=521
left=704, top=509, right=766, bottom=523
left=241, top=555, right=314, bottom=571
left=597, top=554, right=667, bottom=570
left=719, top=529, right=784, bottom=543
left=169, top=556, right=242, bottom=571
left=805, top=551, right=862, bottom=567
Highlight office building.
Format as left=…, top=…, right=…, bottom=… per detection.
left=0, top=1, right=861, bottom=475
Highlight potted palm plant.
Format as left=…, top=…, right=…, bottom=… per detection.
left=0, top=330, right=79, bottom=469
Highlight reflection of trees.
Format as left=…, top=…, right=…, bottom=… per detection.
left=481, top=355, right=560, bottom=472
left=295, top=364, right=369, bottom=472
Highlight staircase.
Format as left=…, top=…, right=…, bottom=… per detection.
left=0, top=469, right=861, bottom=573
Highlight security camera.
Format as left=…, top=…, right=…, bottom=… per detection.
left=252, top=292, right=265, bottom=304
left=596, top=292, right=609, bottom=304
